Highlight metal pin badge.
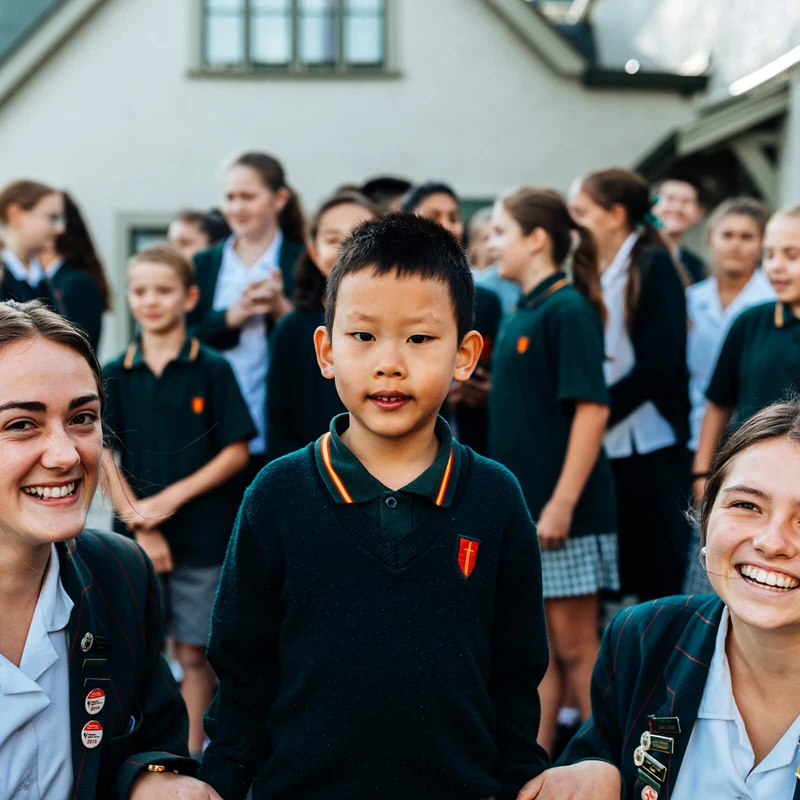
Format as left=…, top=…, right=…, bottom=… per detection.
left=640, top=731, right=675, bottom=755
left=646, top=714, right=681, bottom=734
left=81, top=720, right=103, bottom=749
left=641, top=786, right=659, bottom=800
left=634, top=746, right=668, bottom=785
left=80, top=633, right=94, bottom=653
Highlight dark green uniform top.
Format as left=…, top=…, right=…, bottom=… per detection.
left=706, top=300, right=800, bottom=426
left=103, top=337, right=257, bottom=566
left=489, top=272, right=617, bottom=536
left=679, top=247, right=706, bottom=285
left=51, top=264, right=104, bottom=351
left=266, top=303, right=345, bottom=462
left=314, top=413, right=461, bottom=540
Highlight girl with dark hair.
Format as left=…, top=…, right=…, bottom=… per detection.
left=401, top=181, right=502, bottom=455
left=570, top=167, right=691, bottom=601
left=520, top=399, right=800, bottom=800
left=188, top=152, right=306, bottom=477
left=266, top=190, right=377, bottom=461
left=168, top=209, right=232, bottom=260
left=0, top=179, right=62, bottom=306
left=488, top=187, right=617, bottom=753
left=38, top=191, right=111, bottom=351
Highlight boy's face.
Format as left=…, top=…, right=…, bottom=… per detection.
left=127, top=261, right=199, bottom=335
left=315, top=270, right=481, bottom=442
left=652, top=180, right=703, bottom=239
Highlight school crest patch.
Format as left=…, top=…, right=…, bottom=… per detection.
left=457, top=537, right=480, bottom=578
left=516, top=336, right=530, bottom=354
left=191, top=396, right=205, bottom=414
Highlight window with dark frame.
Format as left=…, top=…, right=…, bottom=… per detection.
left=203, top=0, right=387, bottom=71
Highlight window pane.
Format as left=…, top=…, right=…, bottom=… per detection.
left=299, top=0, right=337, bottom=65
left=251, top=0, right=291, bottom=65
left=205, top=12, right=245, bottom=65
left=344, top=0, right=384, bottom=65
left=206, top=0, right=244, bottom=9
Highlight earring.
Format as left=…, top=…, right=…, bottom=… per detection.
left=701, top=546, right=707, bottom=558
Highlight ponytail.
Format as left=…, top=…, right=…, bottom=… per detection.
left=571, top=223, right=606, bottom=326
left=231, top=152, right=307, bottom=243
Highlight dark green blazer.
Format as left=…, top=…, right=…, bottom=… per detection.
left=558, top=594, right=800, bottom=800
left=679, top=247, right=706, bottom=285
left=50, top=264, right=104, bottom=351
left=58, top=530, right=195, bottom=798
left=0, top=266, right=55, bottom=307
left=188, top=237, right=305, bottom=351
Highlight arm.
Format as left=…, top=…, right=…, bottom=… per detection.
left=608, top=253, right=687, bottom=428
left=265, top=315, right=303, bottom=462
left=62, top=272, right=104, bottom=351
left=691, top=402, right=733, bottom=502
left=538, top=402, right=609, bottom=550
left=493, top=485, right=551, bottom=799
left=197, top=504, right=283, bottom=799
left=133, top=442, right=249, bottom=530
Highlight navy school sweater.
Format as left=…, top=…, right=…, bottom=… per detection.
left=198, top=442, right=550, bottom=800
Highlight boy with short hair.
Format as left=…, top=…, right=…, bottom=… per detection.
left=102, top=244, right=257, bottom=760
left=198, top=214, right=550, bottom=799
left=651, top=176, right=706, bottom=283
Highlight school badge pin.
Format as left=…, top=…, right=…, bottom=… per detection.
left=191, top=396, right=205, bottom=414
left=516, top=336, right=530, bottom=354
left=457, top=537, right=480, bottom=578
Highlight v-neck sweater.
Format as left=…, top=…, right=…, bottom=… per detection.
left=199, top=443, right=550, bottom=800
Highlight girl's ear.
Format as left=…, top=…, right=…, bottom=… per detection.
left=274, top=187, right=291, bottom=214
left=4, top=202, right=22, bottom=227
left=526, top=226, right=549, bottom=255
left=314, top=325, right=335, bottom=379
left=609, top=202, right=629, bottom=231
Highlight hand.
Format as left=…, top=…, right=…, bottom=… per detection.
left=447, top=382, right=464, bottom=409
left=537, top=496, right=574, bottom=551
left=130, top=771, right=223, bottom=799
left=517, top=762, right=622, bottom=799
left=458, top=367, right=491, bottom=408
left=135, top=529, right=174, bottom=574
left=224, top=282, right=273, bottom=329
left=132, top=489, right=182, bottom=531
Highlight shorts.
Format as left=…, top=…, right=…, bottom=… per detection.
left=160, top=563, right=222, bottom=647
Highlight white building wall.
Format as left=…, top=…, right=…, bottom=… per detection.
left=0, top=0, right=694, bottom=356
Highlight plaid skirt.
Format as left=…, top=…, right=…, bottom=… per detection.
left=540, top=532, right=620, bottom=599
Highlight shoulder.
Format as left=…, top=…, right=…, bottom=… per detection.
left=242, top=444, right=316, bottom=517
left=195, top=342, right=240, bottom=381
left=640, top=246, right=681, bottom=278
left=463, top=448, right=526, bottom=498
left=280, top=238, right=305, bottom=259
left=192, top=242, right=225, bottom=273
left=475, top=284, right=501, bottom=311
left=57, top=265, right=96, bottom=288
left=102, top=351, right=129, bottom=378
left=549, top=286, right=603, bottom=328
left=273, top=306, right=320, bottom=338
left=72, top=529, right=152, bottom=586
left=729, top=300, right=776, bottom=332
left=686, top=276, right=714, bottom=301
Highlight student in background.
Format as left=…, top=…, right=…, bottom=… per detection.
left=0, top=179, right=62, bottom=305
left=570, top=167, right=691, bottom=600
left=401, top=182, right=502, bottom=455
left=169, top=209, right=232, bottom=261
left=198, top=214, right=549, bottom=799
left=188, top=152, right=306, bottom=481
left=102, top=245, right=256, bottom=761
left=359, top=175, right=412, bottom=212
left=489, top=188, right=617, bottom=754
left=652, top=175, right=707, bottom=283
left=693, top=205, right=800, bottom=500
left=470, top=206, right=521, bottom=313
left=38, top=192, right=112, bottom=351
left=686, top=198, right=773, bottom=454
left=267, top=190, right=378, bottom=461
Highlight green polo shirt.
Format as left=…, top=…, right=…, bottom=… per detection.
left=707, top=300, right=800, bottom=427
left=103, top=337, right=257, bottom=567
left=314, top=414, right=460, bottom=539
left=488, top=272, right=617, bottom=536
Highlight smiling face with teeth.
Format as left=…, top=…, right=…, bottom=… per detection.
left=705, top=436, right=800, bottom=631
left=0, top=336, right=102, bottom=554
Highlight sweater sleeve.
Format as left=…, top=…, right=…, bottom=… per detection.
left=197, top=501, right=284, bottom=799
left=491, top=481, right=551, bottom=799
left=608, top=250, right=687, bottom=428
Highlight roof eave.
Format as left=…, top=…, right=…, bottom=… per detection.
left=583, top=67, right=709, bottom=95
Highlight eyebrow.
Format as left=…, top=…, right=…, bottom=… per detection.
left=0, top=394, right=100, bottom=414
left=722, top=485, right=771, bottom=501
left=343, top=311, right=441, bottom=326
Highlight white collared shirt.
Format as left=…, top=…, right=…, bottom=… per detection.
left=43, top=257, right=64, bottom=280
left=2, top=248, right=44, bottom=287
left=686, top=270, right=774, bottom=450
left=212, top=231, right=284, bottom=455
left=0, top=544, right=74, bottom=798
left=601, top=233, right=677, bottom=458
left=673, top=607, right=800, bottom=800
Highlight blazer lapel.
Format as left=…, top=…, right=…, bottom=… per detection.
left=629, top=597, right=723, bottom=799
left=59, top=540, right=108, bottom=800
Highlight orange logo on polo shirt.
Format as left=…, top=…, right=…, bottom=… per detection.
left=516, top=336, right=530, bottom=354
left=457, top=537, right=480, bottom=578
left=191, top=397, right=205, bottom=414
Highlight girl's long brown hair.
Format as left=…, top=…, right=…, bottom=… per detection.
left=501, top=187, right=606, bottom=324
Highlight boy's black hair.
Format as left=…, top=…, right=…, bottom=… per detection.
left=653, top=174, right=706, bottom=207
left=360, top=176, right=413, bottom=211
left=399, top=181, right=459, bottom=213
left=324, top=213, right=475, bottom=342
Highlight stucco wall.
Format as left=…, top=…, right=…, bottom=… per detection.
left=0, top=0, right=694, bottom=356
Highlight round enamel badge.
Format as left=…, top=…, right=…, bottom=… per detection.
left=81, top=720, right=103, bottom=749
left=85, top=688, right=106, bottom=715
left=641, top=786, right=659, bottom=800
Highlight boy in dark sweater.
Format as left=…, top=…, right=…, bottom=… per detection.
left=198, top=214, right=550, bottom=800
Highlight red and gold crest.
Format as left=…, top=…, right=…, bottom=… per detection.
left=191, top=396, right=205, bottom=414
left=457, top=537, right=480, bottom=578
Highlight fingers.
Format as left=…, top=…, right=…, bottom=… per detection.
left=517, top=773, right=545, bottom=799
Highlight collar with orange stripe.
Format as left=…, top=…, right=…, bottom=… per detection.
left=316, top=415, right=458, bottom=508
